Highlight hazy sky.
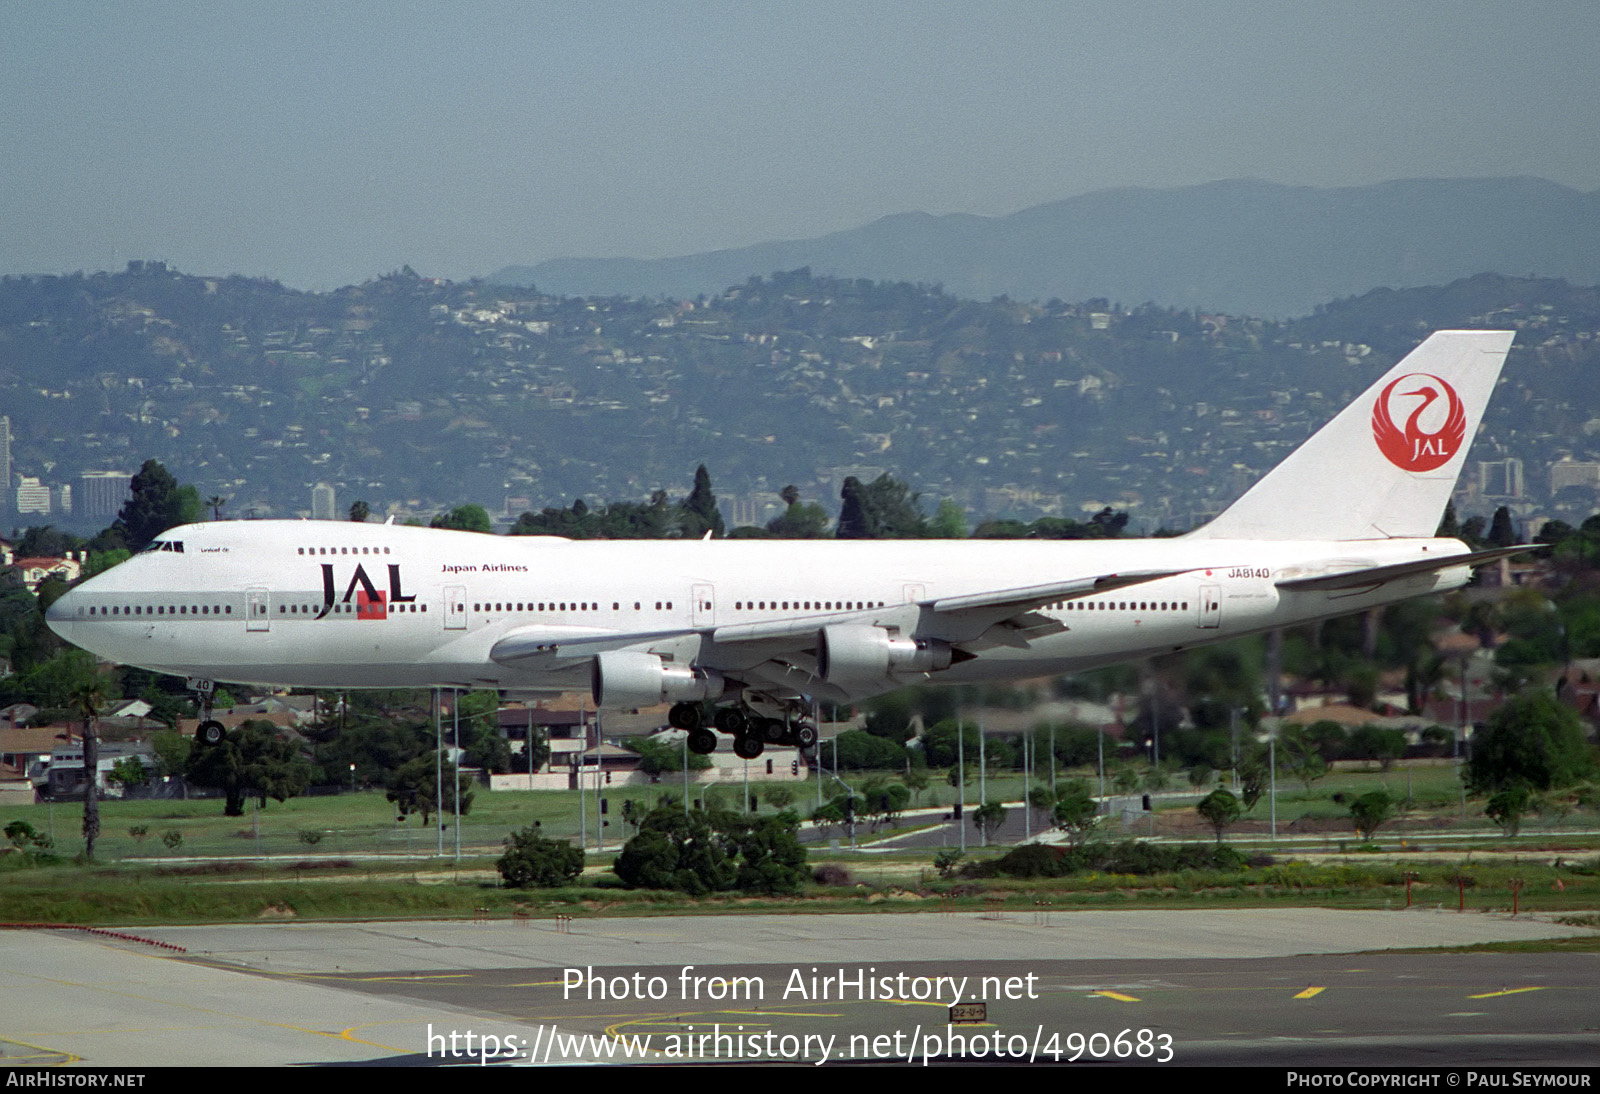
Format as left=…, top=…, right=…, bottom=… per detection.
left=5, top=1, right=1599, bottom=288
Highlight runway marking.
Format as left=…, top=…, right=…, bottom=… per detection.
left=0, top=1036, right=80, bottom=1065
left=1467, top=987, right=1545, bottom=999
left=1293, top=987, right=1327, bottom=999
left=1093, top=991, right=1141, bottom=1002
left=346, top=974, right=472, bottom=982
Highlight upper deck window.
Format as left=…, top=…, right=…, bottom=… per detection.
left=140, top=540, right=183, bottom=554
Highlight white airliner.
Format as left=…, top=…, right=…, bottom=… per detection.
left=48, top=330, right=1520, bottom=758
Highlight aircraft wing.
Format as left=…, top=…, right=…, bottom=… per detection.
left=1274, top=545, right=1534, bottom=592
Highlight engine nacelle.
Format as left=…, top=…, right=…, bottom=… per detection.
left=591, top=650, right=724, bottom=710
left=816, top=624, right=953, bottom=689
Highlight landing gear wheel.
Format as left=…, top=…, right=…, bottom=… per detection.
left=733, top=734, right=764, bottom=760
left=795, top=723, right=818, bottom=751
left=687, top=728, right=718, bottom=755
left=713, top=707, right=747, bottom=735
left=761, top=718, right=787, bottom=744
left=668, top=702, right=703, bottom=730
left=197, top=720, right=226, bottom=748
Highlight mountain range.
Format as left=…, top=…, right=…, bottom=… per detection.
left=489, top=177, right=1600, bottom=319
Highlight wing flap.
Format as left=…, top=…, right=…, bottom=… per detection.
left=1275, top=545, right=1533, bottom=591
left=928, top=568, right=1194, bottom=614
left=490, top=625, right=691, bottom=666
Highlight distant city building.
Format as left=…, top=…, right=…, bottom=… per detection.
left=730, top=493, right=784, bottom=527
left=1550, top=460, right=1600, bottom=495
left=0, top=417, right=10, bottom=510
left=311, top=483, right=337, bottom=520
left=54, top=484, right=71, bottom=515
left=77, top=471, right=133, bottom=519
left=15, top=476, right=49, bottom=515
left=1477, top=458, right=1524, bottom=498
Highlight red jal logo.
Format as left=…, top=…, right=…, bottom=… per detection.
left=1371, top=372, right=1465, bottom=472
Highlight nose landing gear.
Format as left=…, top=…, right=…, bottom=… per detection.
left=188, top=678, right=226, bottom=747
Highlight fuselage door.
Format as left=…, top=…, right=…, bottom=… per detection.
left=246, top=587, right=270, bottom=632
left=1197, top=584, right=1222, bottom=629
left=692, top=583, right=715, bottom=628
left=445, top=585, right=467, bottom=630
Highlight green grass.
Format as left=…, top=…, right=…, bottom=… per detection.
left=4, top=837, right=1598, bottom=927
left=3, top=761, right=1596, bottom=928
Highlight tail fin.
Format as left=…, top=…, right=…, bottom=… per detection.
left=1189, top=330, right=1514, bottom=541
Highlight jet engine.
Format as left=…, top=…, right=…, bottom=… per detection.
left=816, top=624, right=952, bottom=690
left=591, top=650, right=725, bottom=710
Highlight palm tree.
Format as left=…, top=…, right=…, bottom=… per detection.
left=66, top=653, right=115, bottom=861
left=206, top=495, right=227, bottom=521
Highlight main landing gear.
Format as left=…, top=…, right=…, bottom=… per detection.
left=668, top=701, right=818, bottom=760
left=189, top=677, right=226, bottom=747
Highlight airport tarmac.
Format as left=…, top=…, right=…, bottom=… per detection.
left=2, top=909, right=1594, bottom=1067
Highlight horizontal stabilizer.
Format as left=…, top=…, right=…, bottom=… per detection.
left=1275, top=545, right=1534, bottom=591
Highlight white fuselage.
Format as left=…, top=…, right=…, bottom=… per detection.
left=46, top=519, right=1473, bottom=702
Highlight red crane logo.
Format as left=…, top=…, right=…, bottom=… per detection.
left=1371, top=372, right=1465, bottom=472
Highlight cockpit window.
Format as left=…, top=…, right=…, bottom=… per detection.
left=140, top=540, right=184, bottom=554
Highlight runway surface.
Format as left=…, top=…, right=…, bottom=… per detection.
left=3, top=909, right=1594, bottom=1067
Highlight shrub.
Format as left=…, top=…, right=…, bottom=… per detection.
left=497, top=826, right=584, bottom=888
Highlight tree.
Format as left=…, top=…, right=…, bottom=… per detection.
left=810, top=800, right=845, bottom=840
left=150, top=729, right=191, bottom=778
left=1238, top=753, right=1268, bottom=813
left=107, top=756, right=149, bottom=792
left=1484, top=786, right=1532, bottom=837
left=431, top=505, right=492, bottom=534
left=971, top=800, right=1007, bottom=842
left=928, top=499, right=967, bottom=539
left=1349, top=790, right=1395, bottom=841
left=836, top=474, right=926, bottom=539
left=933, top=848, right=965, bottom=879
left=767, top=496, right=830, bottom=538
left=5, top=820, right=53, bottom=862
left=386, top=751, right=474, bottom=826
left=497, top=826, right=584, bottom=887
left=185, top=720, right=315, bottom=816
left=1052, top=779, right=1099, bottom=845
left=13, top=526, right=82, bottom=559
left=1467, top=690, right=1592, bottom=794
left=455, top=690, right=511, bottom=773
left=625, top=735, right=711, bottom=778
left=1279, top=727, right=1330, bottom=791
left=205, top=495, right=227, bottom=521
left=857, top=777, right=910, bottom=830
left=1196, top=788, right=1243, bottom=844
left=830, top=729, right=908, bottom=769
left=1348, top=726, right=1406, bottom=771
left=902, top=766, right=930, bottom=805
left=1487, top=506, right=1517, bottom=549
left=732, top=813, right=808, bottom=894
left=678, top=465, right=725, bottom=538
left=62, top=651, right=114, bottom=860
left=113, top=460, right=197, bottom=552
left=612, top=807, right=739, bottom=895
left=349, top=500, right=370, bottom=523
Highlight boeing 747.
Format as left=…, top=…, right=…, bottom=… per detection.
left=46, top=330, right=1520, bottom=758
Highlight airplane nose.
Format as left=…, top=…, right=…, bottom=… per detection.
left=45, top=588, right=79, bottom=638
